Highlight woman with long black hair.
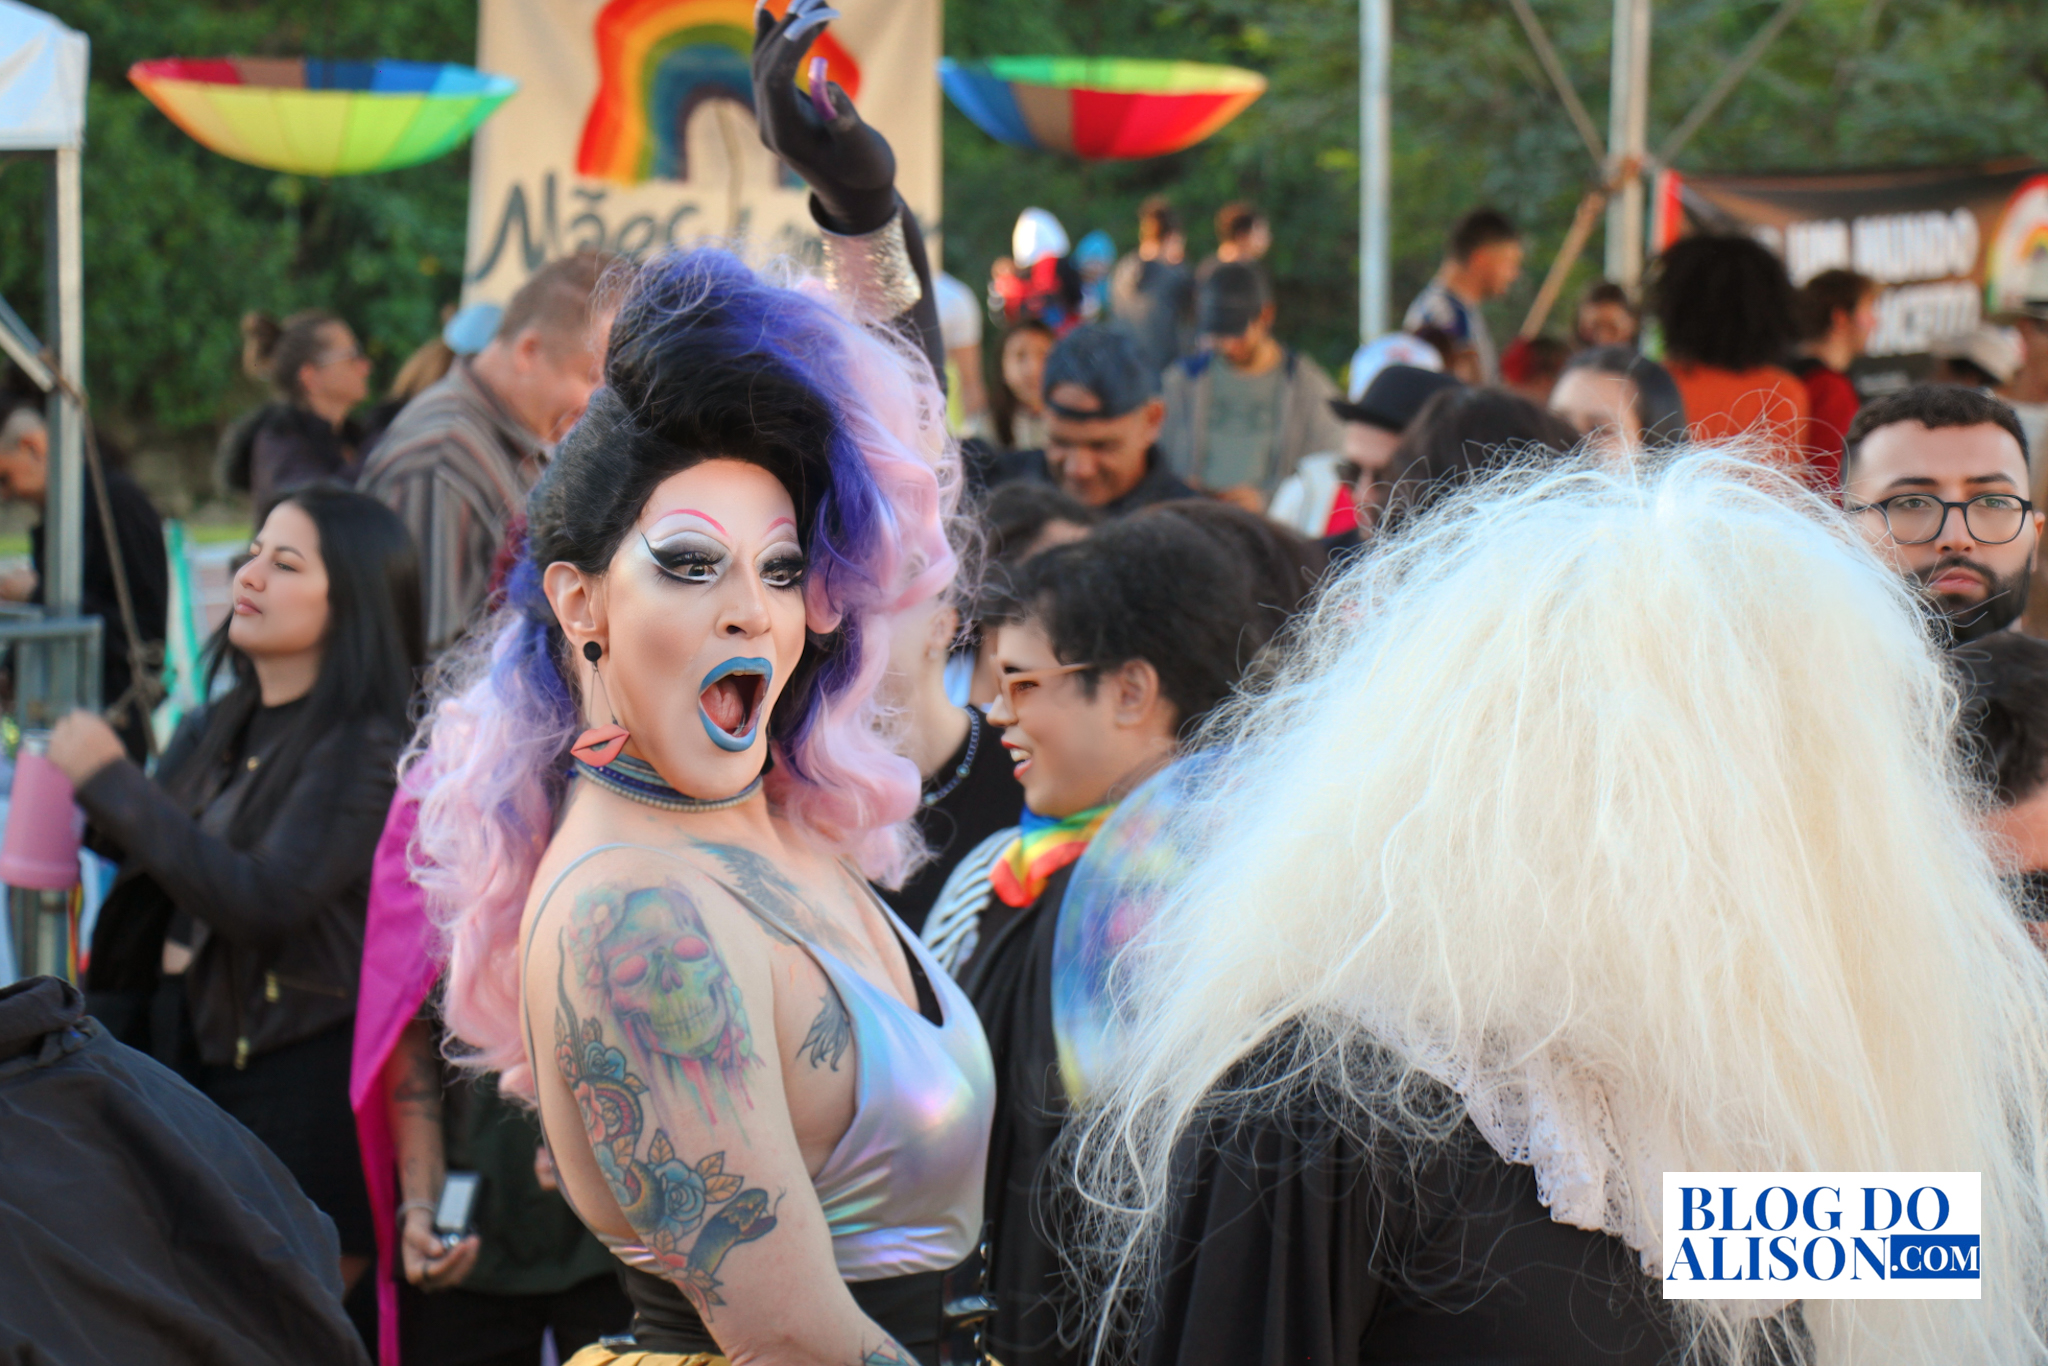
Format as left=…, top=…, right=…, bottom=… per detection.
left=52, top=484, right=423, bottom=1306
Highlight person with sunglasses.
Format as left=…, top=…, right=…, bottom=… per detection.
left=1845, top=383, right=2041, bottom=644
left=921, top=514, right=1269, bottom=1366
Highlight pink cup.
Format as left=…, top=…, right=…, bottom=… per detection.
left=1, top=738, right=84, bottom=891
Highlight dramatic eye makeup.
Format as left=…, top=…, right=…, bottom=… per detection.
left=642, top=530, right=729, bottom=584
left=757, top=516, right=806, bottom=590
left=639, top=508, right=804, bottom=589
left=641, top=508, right=732, bottom=585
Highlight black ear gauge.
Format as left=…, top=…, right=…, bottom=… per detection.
left=583, top=641, right=603, bottom=663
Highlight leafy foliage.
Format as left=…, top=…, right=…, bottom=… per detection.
left=0, top=0, right=475, bottom=439
left=3, top=0, right=2046, bottom=455
left=940, top=0, right=2048, bottom=372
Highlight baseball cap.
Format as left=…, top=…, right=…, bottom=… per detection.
left=1198, top=263, right=1270, bottom=338
left=1330, top=364, right=1462, bottom=431
left=1040, top=324, right=1161, bottom=420
left=1930, top=326, right=2022, bottom=387
left=443, top=302, right=503, bottom=357
left=1345, top=333, right=1444, bottom=399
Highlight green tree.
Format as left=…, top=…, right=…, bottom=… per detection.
left=0, top=0, right=475, bottom=469
left=941, top=0, right=2048, bottom=375
left=4, top=0, right=2047, bottom=487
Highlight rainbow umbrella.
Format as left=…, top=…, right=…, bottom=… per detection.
left=939, top=56, right=1264, bottom=160
left=128, top=58, right=516, bottom=177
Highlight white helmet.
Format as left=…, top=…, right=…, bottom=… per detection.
left=1012, top=208, right=1071, bottom=268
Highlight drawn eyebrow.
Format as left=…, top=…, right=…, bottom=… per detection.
left=765, top=516, right=796, bottom=534
left=654, top=508, right=729, bottom=536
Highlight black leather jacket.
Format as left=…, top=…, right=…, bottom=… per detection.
left=79, top=703, right=400, bottom=1069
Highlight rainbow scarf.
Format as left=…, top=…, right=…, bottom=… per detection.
left=990, top=802, right=1115, bottom=908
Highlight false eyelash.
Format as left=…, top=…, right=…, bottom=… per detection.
left=643, top=535, right=725, bottom=583
left=760, top=556, right=808, bottom=589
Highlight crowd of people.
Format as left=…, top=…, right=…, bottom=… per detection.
left=10, top=11, right=2048, bottom=1366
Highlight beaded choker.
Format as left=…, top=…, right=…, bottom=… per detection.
left=575, top=751, right=764, bottom=813
left=921, top=706, right=982, bottom=808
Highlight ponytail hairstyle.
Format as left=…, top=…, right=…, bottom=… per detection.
left=241, top=309, right=346, bottom=406
left=411, top=248, right=959, bottom=1097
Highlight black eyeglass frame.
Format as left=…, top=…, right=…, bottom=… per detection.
left=1847, top=492, right=2036, bottom=546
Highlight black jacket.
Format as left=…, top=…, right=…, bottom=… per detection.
left=80, top=700, right=401, bottom=1068
left=0, top=976, right=370, bottom=1364
left=959, top=862, right=1083, bottom=1366
left=220, top=401, right=362, bottom=523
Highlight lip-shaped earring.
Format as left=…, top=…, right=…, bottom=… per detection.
left=571, top=640, right=630, bottom=767
left=699, top=656, right=773, bottom=753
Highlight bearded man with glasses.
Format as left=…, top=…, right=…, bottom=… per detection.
left=1845, top=384, right=2042, bottom=644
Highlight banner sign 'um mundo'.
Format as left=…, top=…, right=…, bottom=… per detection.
left=462, top=0, right=940, bottom=304
left=1654, top=161, right=2048, bottom=393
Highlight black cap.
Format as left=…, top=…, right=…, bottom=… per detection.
left=1329, top=364, right=1462, bottom=431
left=1198, top=263, right=1270, bottom=338
left=1041, top=324, right=1161, bottom=420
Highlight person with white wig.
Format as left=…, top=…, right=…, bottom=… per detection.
left=1062, top=451, right=2048, bottom=1364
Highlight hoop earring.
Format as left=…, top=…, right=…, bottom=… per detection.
left=570, top=640, right=630, bottom=767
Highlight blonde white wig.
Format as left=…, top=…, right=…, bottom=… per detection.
left=1067, top=452, right=2048, bottom=1364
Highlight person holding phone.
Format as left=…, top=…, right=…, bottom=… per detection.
left=51, top=487, right=421, bottom=1340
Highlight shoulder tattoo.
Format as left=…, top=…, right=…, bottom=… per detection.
left=555, top=880, right=780, bottom=1315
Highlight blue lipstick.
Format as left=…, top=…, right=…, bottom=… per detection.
left=699, top=657, right=773, bottom=752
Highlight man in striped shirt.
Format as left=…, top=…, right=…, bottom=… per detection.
left=360, top=252, right=614, bottom=655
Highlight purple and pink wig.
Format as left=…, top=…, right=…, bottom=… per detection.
left=410, top=248, right=958, bottom=1097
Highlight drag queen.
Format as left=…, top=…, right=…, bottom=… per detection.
left=1065, top=454, right=2048, bottom=1363
left=409, top=7, right=991, bottom=1362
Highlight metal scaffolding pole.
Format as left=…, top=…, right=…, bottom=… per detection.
left=43, top=147, right=84, bottom=619
left=1359, top=0, right=1392, bottom=341
left=1604, top=0, right=1651, bottom=290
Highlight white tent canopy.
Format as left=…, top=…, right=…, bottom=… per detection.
left=0, top=0, right=87, bottom=623
left=0, top=0, right=87, bottom=151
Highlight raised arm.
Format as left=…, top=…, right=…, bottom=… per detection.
left=545, top=868, right=912, bottom=1365
left=751, top=0, right=945, bottom=389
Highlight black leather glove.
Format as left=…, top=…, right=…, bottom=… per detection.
left=752, top=0, right=899, bottom=236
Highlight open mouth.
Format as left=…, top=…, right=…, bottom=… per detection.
left=699, top=657, right=772, bottom=752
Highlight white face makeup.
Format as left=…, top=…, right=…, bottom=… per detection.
left=590, top=459, right=811, bottom=798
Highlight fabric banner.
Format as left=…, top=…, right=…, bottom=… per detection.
left=462, top=0, right=940, bottom=304
left=1652, top=160, right=2048, bottom=391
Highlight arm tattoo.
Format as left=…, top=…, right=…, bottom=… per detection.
left=688, top=838, right=867, bottom=960
left=859, top=1344, right=915, bottom=1366
left=564, top=881, right=758, bottom=1127
left=799, top=990, right=853, bottom=1071
left=556, top=900, right=778, bottom=1316
left=390, top=1045, right=442, bottom=1116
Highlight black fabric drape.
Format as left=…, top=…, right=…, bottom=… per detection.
left=1138, top=1064, right=1686, bottom=1366
left=959, top=863, right=1084, bottom=1366
left=0, top=977, right=369, bottom=1364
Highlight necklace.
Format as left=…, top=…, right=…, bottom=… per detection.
left=921, top=706, right=981, bottom=808
left=576, top=752, right=764, bottom=813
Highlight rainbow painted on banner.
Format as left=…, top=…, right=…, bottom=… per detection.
left=576, top=0, right=860, bottom=185
left=1987, top=176, right=2048, bottom=312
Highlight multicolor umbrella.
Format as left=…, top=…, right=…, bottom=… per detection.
left=939, top=56, right=1265, bottom=160
left=128, top=58, right=516, bottom=177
